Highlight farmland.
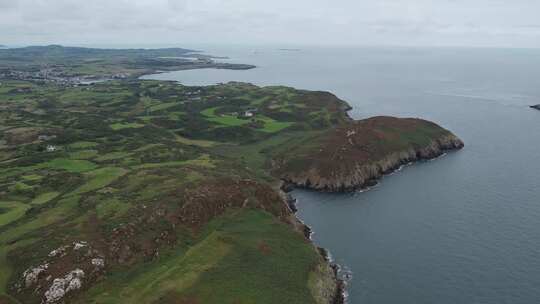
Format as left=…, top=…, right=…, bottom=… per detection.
left=0, top=78, right=349, bottom=303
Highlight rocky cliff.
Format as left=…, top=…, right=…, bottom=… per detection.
left=275, top=116, right=464, bottom=192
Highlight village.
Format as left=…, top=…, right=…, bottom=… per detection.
left=0, top=68, right=129, bottom=86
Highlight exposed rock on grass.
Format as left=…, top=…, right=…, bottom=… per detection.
left=22, top=264, right=49, bottom=288
left=44, top=269, right=85, bottom=303
left=15, top=241, right=106, bottom=303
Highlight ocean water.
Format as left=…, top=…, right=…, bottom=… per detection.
left=144, top=46, right=540, bottom=304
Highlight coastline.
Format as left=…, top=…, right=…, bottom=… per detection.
left=278, top=130, right=463, bottom=304
left=279, top=145, right=463, bottom=304
left=136, top=62, right=256, bottom=79
left=138, top=65, right=463, bottom=304
left=280, top=183, right=347, bottom=304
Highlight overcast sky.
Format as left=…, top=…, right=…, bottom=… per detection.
left=1, top=0, right=540, bottom=48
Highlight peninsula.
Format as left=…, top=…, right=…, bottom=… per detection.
left=530, top=104, right=540, bottom=111
left=0, top=46, right=463, bottom=304
left=276, top=116, right=463, bottom=191
left=0, top=45, right=254, bottom=85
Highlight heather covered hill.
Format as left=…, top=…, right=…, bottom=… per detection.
left=274, top=116, right=464, bottom=191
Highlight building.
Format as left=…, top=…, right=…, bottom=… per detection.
left=242, top=109, right=258, bottom=118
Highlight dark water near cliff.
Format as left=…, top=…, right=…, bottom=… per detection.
left=144, top=46, right=540, bottom=304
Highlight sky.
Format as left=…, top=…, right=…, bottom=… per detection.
left=1, top=0, right=540, bottom=48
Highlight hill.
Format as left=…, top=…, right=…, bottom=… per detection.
left=0, top=45, right=255, bottom=82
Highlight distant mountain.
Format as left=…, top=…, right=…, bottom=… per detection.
left=0, top=44, right=197, bottom=62
left=0, top=44, right=255, bottom=80
left=530, top=105, right=540, bottom=110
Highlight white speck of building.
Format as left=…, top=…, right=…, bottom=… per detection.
left=46, top=145, right=57, bottom=152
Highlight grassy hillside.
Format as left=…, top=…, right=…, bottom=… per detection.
left=0, top=79, right=349, bottom=303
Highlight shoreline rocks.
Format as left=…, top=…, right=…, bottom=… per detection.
left=279, top=182, right=346, bottom=304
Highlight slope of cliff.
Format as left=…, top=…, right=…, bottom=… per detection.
left=275, top=116, right=464, bottom=191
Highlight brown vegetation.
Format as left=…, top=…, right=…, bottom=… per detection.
left=275, top=116, right=464, bottom=191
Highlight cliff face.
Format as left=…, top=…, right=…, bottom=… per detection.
left=280, top=189, right=344, bottom=304
left=308, top=256, right=345, bottom=304
left=275, top=116, right=464, bottom=192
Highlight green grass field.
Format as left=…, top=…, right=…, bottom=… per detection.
left=21, top=174, right=42, bottom=182
left=69, top=141, right=99, bottom=149
left=149, top=102, right=179, bottom=112
left=258, top=117, right=294, bottom=133
left=95, top=151, right=132, bottom=162
left=70, top=167, right=128, bottom=195
left=201, top=107, right=251, bottom=127
left=110, top=122, right=145, bottom=130
left=38, top=158, right=98, bottom=173
left=69, top=149, right=99, bottom=160
left=174, top=134, right=216, bottom=148
left=30, top=192, right=60, bottom=205
left=0, top=201, right=30, bottom=227
left=132, top=154, right=214, bottom=170
left=95, top=198, right=132, bottom=220
left=201, top=107, right=293, bottom=133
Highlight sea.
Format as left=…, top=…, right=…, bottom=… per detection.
left=143, top=45, right=540, bottom=304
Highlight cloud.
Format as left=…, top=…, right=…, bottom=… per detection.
left=1, top=0, right=539, bottom=48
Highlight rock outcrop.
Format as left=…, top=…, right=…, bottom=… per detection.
left=16, top=241, right=106, bottom=303
left=275, top=116, right=464, bottom=192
